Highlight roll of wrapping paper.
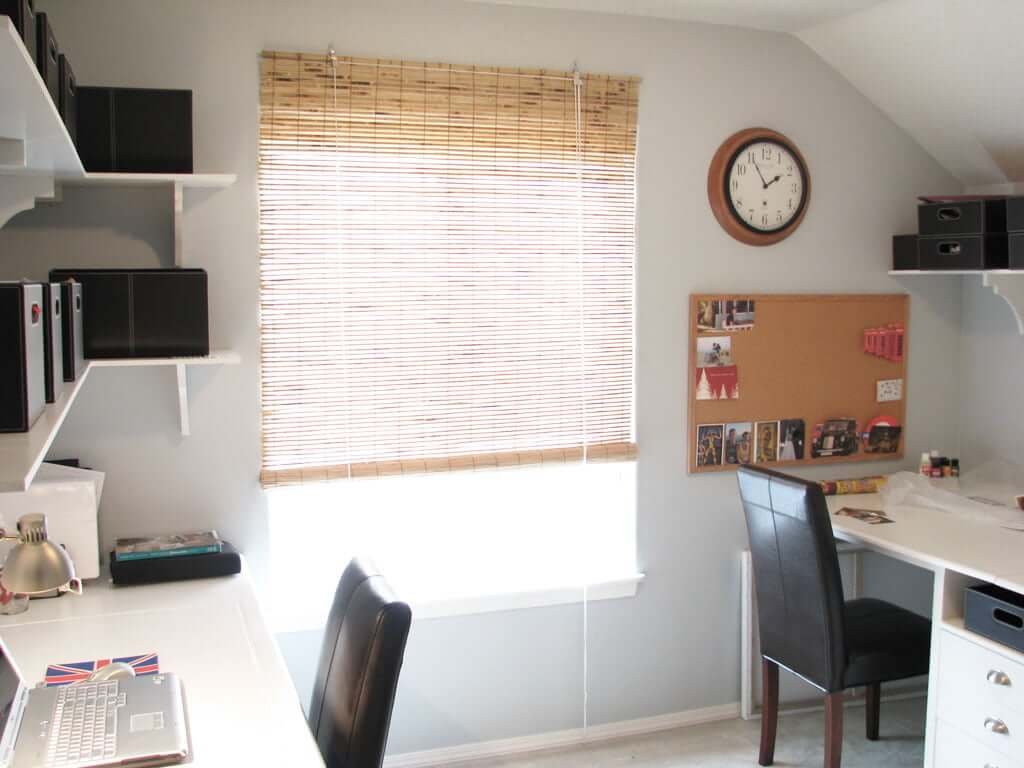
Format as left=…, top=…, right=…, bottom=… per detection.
left=820, top=476, right=887, bottom=496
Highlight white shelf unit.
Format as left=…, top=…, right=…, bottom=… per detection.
left=0, top=352, right=241, bottom=492
left=0, top=19, right=241, bottom=489
left=890, top=269, right=1024, bottom=334
left=0, top=17, right=83, bottom=227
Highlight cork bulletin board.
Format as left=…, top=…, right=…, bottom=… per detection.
left=688, top=294, right=909, bottom=474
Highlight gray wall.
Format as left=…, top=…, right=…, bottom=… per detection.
left=959, top=276, right=1023, bottom=465
left=1, top=0, right=961, bottom=755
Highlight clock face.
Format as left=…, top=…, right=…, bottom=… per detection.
left=726, top=140, right=806, bottom=233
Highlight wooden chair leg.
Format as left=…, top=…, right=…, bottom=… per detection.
left=759, top=659, right=779, bottom=766
left=865, top=683, right=880, bottom=741
left=824, top=691, right=844, bottom=768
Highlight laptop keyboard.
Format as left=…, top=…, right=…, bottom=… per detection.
left=44, top=681, right=122, bottom=767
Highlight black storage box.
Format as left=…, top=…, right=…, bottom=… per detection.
left=892, top=234, right=918, bottom=271
left=49, top=268, right=209, bottom=359
left=76, top=87, right=193, bottom=173
left=1007, top=197, right=1024, bottom=233
left=34, top=11, right=58, bottom=106
left=58, top=53, right=76, bottom=146
left=1, top=0, right=36, bottom=63
left=1011, top=233, right=1024, bottom=270
left=918, top=199, right=1008, bottom=237
left=0, top=283, right=46, bottom=433
left=110, top=541, right=241, bottom=586
left=917, top=234, right=1009, bottom=271
left=965, top=583, right=1024, bottom=654
left=40, top=282, right=63, bottom=403
left=58, top=281, right=85, bottom=382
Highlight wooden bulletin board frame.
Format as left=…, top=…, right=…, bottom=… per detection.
left=688, top=293, right=909, bottom=474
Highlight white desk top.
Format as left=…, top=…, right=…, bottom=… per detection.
left=0, top=567, right=324, bottom=767
left=828, top=493, right=1024, bottom=595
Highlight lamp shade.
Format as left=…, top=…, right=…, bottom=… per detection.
left=0, top=514, right=76, bottom=595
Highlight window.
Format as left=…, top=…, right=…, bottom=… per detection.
left=257, top=53, right=639, bottom=618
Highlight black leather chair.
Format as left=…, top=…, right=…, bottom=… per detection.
left=737, top=466, right=931, bottom=768
left=308, top=560, right=412, bottom=768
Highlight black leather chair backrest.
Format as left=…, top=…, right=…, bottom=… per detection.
left=308, top=560, right=412, bottom=768
left=737, top=466, right=847, bottom=692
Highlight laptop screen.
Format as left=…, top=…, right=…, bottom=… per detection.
left=0, top=645, right=21, bottom=738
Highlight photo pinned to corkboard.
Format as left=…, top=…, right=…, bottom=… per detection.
left=725, top=422, right=753, bottom=466
left=755, top=421, right=779, bottom=464
left=696, top=424, right=725, bottom=467
left=688, top=293, right=909, bottom=474
left=696, top=299, right=756, bottom=332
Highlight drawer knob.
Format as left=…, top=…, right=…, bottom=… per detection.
left=987, top=670, right=1012, bottom=687
left=985, top=717, right=1009, bottom=735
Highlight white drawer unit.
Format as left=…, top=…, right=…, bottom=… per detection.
left=937, top=629, right=1024, bottom=762
left=939, top=630, right=1024, bottom=716
left=935, top=720, right=1023, bottom=768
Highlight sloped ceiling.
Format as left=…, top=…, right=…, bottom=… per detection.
left=466, top=0, right=1019, bottom=188
left=461, top=0, right=891, bottom=32
left=798, top=0, right=1023, bottom=188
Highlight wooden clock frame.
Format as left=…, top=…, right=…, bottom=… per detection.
left=707, top=127, right=811, bottom=247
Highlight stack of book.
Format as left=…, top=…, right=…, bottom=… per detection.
left=113, top=531, right=223, bottom=562
left=110, top=530, right=241, bottom=585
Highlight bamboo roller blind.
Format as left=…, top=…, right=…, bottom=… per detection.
left=258, top=51, right=639, bottom=487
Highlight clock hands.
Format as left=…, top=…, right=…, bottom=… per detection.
left=752, top=158, right=783, bottom=190
left=751, top=159, right=769, bottom=188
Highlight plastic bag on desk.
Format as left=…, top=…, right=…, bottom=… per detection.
left=880, top=466, right=1024, bottom=525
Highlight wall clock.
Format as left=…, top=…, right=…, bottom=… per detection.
left=707, top=127, right=810, bottom=246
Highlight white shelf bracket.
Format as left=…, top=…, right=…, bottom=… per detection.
left=176, top=363, right=191, bottom=436
left=982, top=273, right=1024, bottom=335
left=0, top=174, right=54, bottom=227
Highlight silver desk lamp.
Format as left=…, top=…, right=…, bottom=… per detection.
left=0, top=514, right=76, bottom=612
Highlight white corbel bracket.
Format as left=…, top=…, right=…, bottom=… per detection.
left=983, top=272, right=1024, bottom=335
left=0, top=174, right=54, bottom=227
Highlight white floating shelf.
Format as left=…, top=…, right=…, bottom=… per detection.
left=61, top=173, right=238, bottom=189
left=888, top=269, right=1024, bottom=276
left=0, top=367, right=91, bottom=493
left=890, top=269, right=1024, bottom=334
left=0, top=352, right=240, bottom=492
left=89, top=350, right=242, bottom=368
left=0, top=18, right=83, bottom=178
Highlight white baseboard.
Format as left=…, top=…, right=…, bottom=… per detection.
left=383, top=702, right=740, bottom=768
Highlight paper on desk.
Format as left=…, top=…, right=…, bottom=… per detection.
left=882, top=464, right=1024, bottom=526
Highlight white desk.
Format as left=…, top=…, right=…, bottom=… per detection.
left=0, top=567, right=325, bottom=767
left=827, top=493, right=1024, bottom=768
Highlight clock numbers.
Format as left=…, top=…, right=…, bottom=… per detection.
left=726, top=139, right=805, bottom=233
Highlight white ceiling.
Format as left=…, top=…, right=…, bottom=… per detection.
left=799, top=0, right=1024, bottom=187
left=468, top=0, right=1020, bottom=187
left=462, top=0, right=892, bottom=32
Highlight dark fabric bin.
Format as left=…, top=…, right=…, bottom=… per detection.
left=965, top=583, right=1024, bottom=654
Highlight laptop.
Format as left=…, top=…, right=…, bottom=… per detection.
left=0, top=638, right=190, bottom=768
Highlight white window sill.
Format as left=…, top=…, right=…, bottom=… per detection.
left=411, top=572, right=645, bottom=621
left=267, top=573, right=644, bottom=634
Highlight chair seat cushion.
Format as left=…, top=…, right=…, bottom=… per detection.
left=842, top=598, right=931, bottom=689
